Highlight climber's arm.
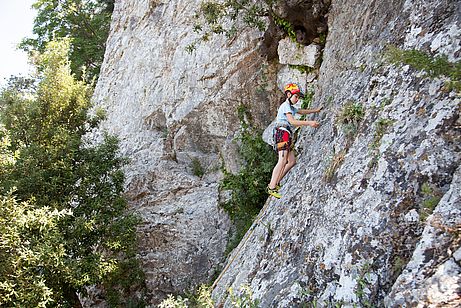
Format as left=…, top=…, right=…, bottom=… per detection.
left=287, top=113, right=319, bottom=128
left=297, top=106, right=323, bottom=115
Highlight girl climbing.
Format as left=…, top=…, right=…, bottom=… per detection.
left=267, top=83, right=322, bottom=199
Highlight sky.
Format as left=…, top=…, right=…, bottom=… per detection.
left=0, top=0, right=37, bottom=87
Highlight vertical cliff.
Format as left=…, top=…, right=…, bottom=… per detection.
left=212, top=0, right=460, bottom=306
left=93, top=0, right=460, bottom=306
left=92, top=0, right=282, bottom=303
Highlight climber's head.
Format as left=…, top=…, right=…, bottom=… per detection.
left=284, top=83, right=304, bottom=104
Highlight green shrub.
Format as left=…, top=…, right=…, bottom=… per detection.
left=318, top=33, right=327, bottom=45
left=272, top=14, right=296, bottom=42
left=158, top=284, right=214, bottom=308
left=221, top=105, right=276, bottom=255
left=371, top=118, right=394, bottom=149
left=158, top=294, right=189, bottom=308
left=229, top=284, right=260, bottom=308
left=299, top=88, right=315, bottom=121
left=0, top=39, right=145, bottom=307
left=289, top=65, right=315, bottom=74
left=338, top=101, right=364, bottom=137
left=0, top=193, right=73, bottom=308
left=384, top=46, right=461, bottom=92
left=191, top=158, right=205, bottom=178
left=419, top=182, right=442, bottom=221
left=354, top=263, right=373, bottom=308
left=20, top=0, right=114, bottom=82
left=190, top=0, right=320, bottom=50
left=158, top=284, right=259, bottom=308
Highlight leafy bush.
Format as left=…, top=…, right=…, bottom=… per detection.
left=158, top=294, right=189, bottom=308
left=191, top=158, right=205, bottom=178
left=158, top=284, right=259, bottom=308
left=272, top=13, right=296, bottom=42
left=188, top=0, right=301, bottom=51
left=289, top=65, right=316, bottom=75
left=419, top=182, right=442, bottom=221
left=0, top=39, right=144, bottom=307
left=0, top=193, right=73, bottom=307
left=338, top=101, right=364, bottom=137
left=221, top=105, right=276, bottom=254
left=299, top=88, right=315, bottom=121
left=371, top=118, right=394, bottom=149
left=158, top=284, right=214, bottom=308
left=229, top=284, right=260, bottom=308
left=385, top=46, right=461, bottom=92
left=20, top=0, right=114, bottom=82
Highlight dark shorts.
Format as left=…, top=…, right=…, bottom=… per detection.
left=274, top=127, right=292, bottom=152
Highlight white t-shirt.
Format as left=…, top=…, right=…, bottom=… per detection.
left=276, top=100, right=298, bottom=131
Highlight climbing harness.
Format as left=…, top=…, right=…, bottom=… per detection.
left=211, top=84, right=306, bottom=292
left=272, top=125, right=294, bottom=153
left=273, top=125, right=293, bottom=153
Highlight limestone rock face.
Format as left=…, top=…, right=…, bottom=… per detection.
left=212, top=0, right=460, bottom=306
left=277, top=38, right=321, bottom=67
left=93, top=0, right=460, bottom=306
left=385, top=167, right=461, bottom=306
left=92, top=0, right=280, bottom=304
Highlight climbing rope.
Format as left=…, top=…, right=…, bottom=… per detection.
left=211, top=199, right=272, bottom=291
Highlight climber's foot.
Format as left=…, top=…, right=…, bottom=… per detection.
left=267, top=186, right=282, bottom=199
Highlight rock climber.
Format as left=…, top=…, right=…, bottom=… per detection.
left=267, top=83, right=322, bottom=199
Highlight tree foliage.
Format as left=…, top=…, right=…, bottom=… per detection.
left=0, top=193, right=74, bottom=308
left=385, top=45, right=461, bottom=92
left=198, top=0, right=276, bottom=32
left=20, top=0, right=115, bottom=82
left=187, top=0, right=280, bottom=51
left=0, top=39, right=144, bottom=307
left=220, top=104, right=276, bottom=254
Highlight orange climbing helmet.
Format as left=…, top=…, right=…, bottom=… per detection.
left=284, top=83, right=304, bottom=97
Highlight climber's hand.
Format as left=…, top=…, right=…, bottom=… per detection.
left=307, top=120, right=320, bottom=128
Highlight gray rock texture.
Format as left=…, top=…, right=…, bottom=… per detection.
left=278, top=38, right=321, bottom=67
left=92, top=0, right=460, bottom=306
left=385, top=167, right=461, bottom=306
left=212, top=0, right=461, bottom=307
left=92, top=0, right=280, bottom=304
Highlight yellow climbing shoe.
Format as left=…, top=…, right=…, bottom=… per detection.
left=267, top=186, right=282, bottom=199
